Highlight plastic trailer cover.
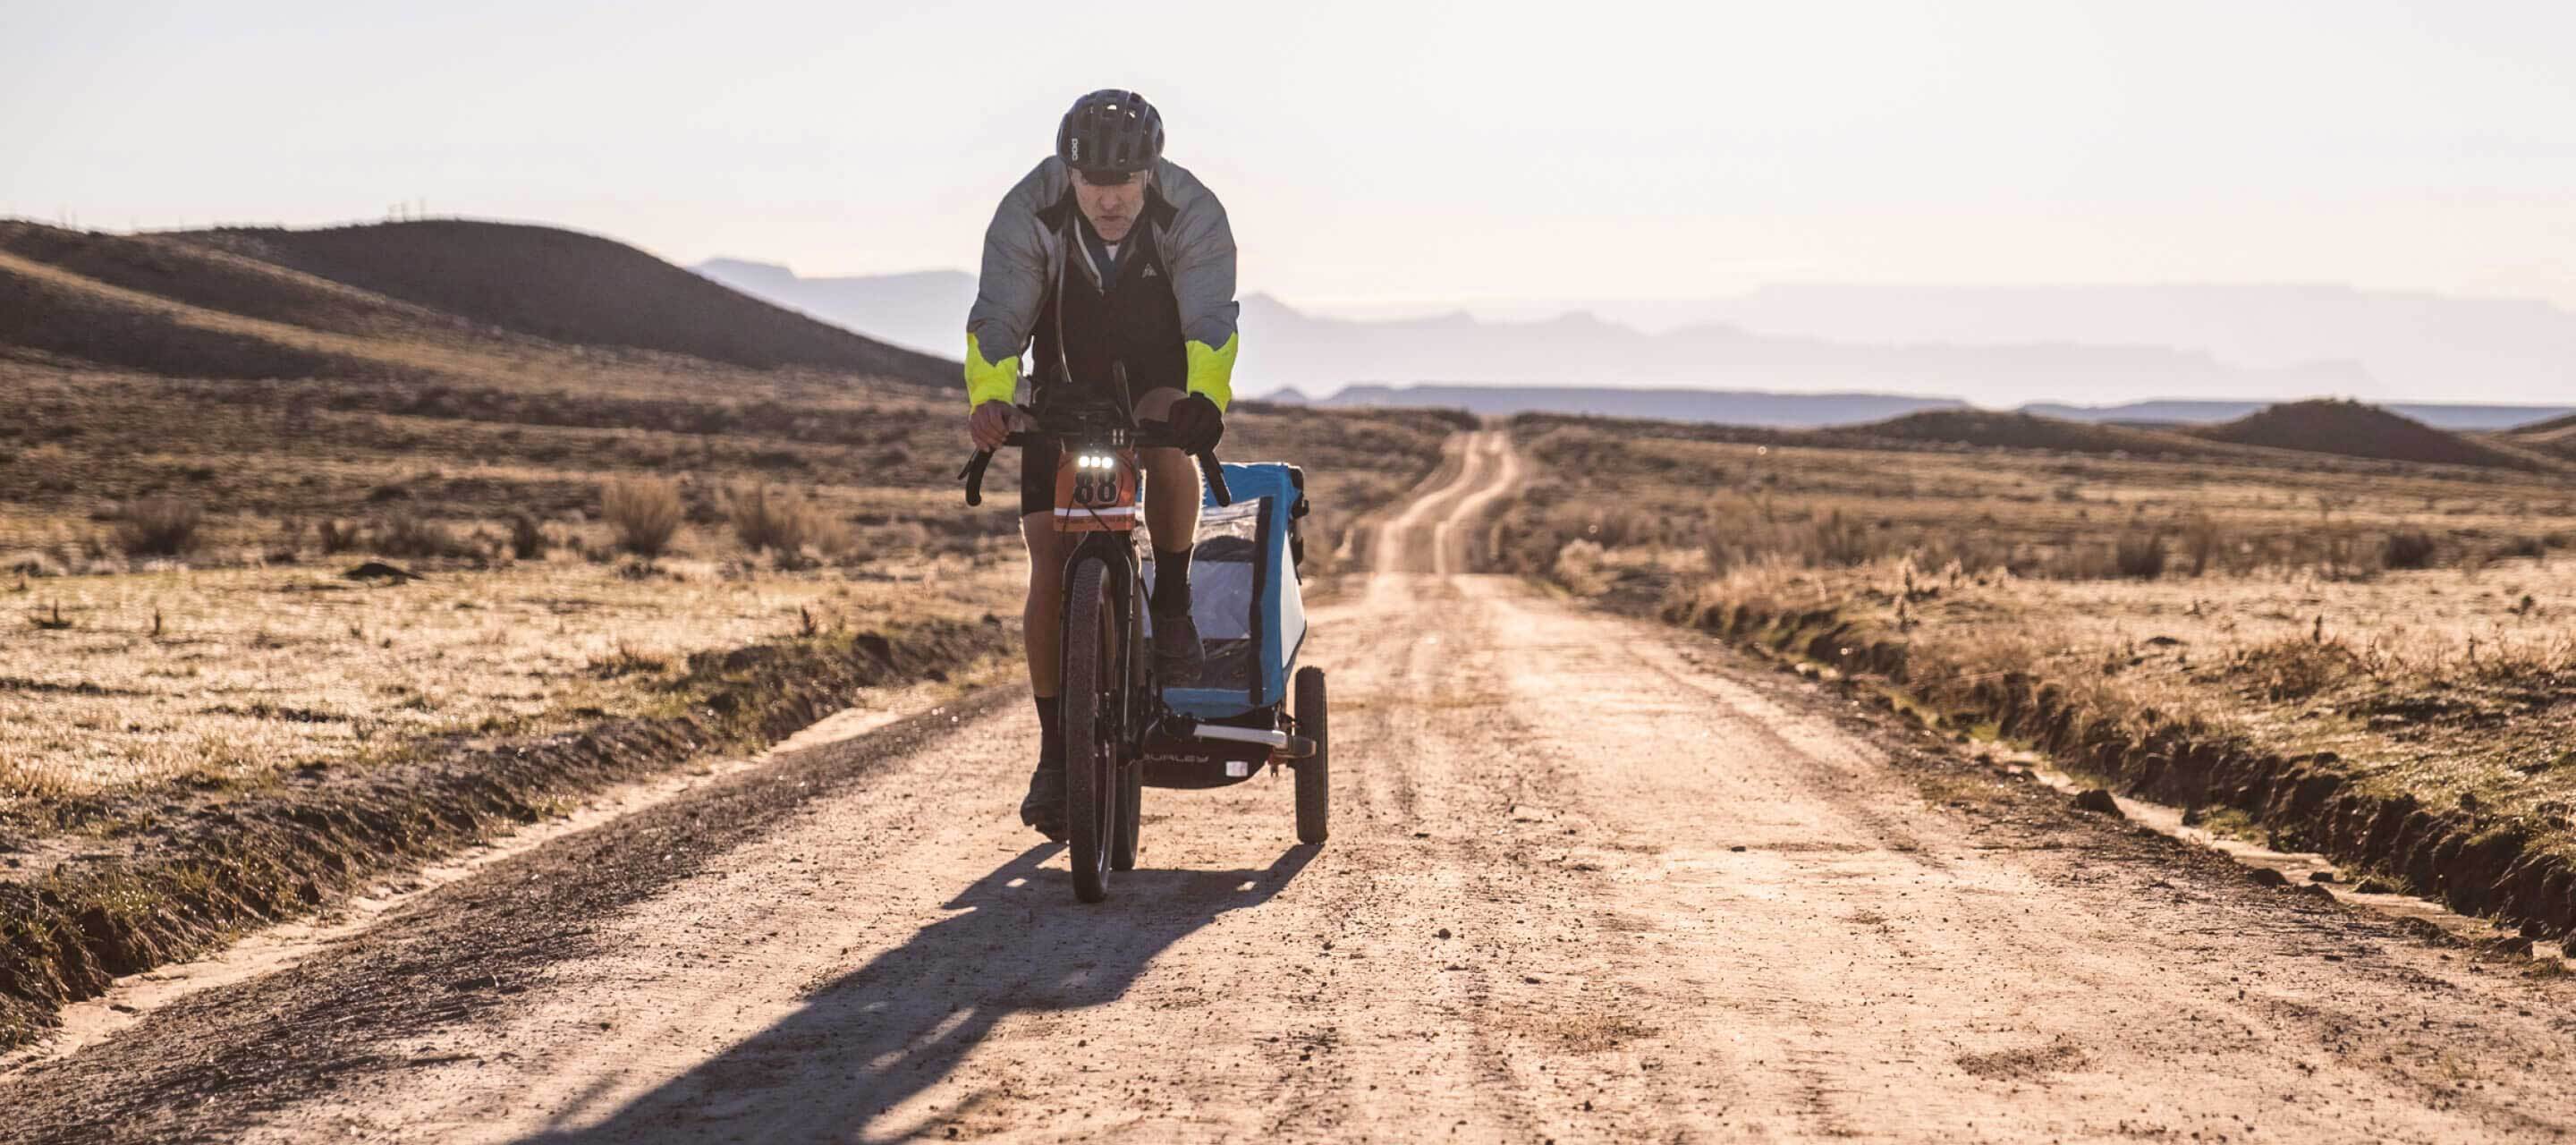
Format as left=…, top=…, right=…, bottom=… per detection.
left=1141, top=462, right=1309, bottom=720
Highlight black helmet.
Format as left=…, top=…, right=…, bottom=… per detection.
left=1056, top=89, right=1164, bottom=182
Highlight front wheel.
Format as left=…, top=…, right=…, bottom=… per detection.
left=1111, top=763, right=1141, bottom=871
left=1294, top=666, right=1330, bottom=844
left=1063, top=557, right=1122, bottom=902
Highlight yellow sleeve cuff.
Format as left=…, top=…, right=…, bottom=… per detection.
left=964, top=333, right=1021, bottom=411
left=1183, top=334, right=1238, bottom=411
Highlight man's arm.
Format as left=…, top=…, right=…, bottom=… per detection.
left=963, top=161, right=1062, bottom=411
left=1156, top=161, right=1241, bottom=411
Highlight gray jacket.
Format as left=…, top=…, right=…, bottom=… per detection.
left=962, top=157, right=1241, bottom=409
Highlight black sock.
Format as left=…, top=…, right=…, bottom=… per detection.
left=1152, top=547, right=1192, bottom=615
left=1034, top=694, right=1063, bottom=765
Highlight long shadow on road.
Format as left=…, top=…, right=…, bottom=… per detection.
left=519, top=841, right=1317, bottom=1143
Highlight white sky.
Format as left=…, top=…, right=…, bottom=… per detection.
left=6, top=1, right=2574, bottom=307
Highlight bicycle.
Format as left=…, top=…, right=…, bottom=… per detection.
left=962, top=386, right=1329, bottom=903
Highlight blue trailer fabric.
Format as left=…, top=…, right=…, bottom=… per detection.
left=1148, top=462, right=1307, bottom=719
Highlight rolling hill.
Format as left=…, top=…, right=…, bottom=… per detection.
left=186, top=222, right=952, bottom=383
left=2190, top=399, right=2567, bottom=472
left=2497, top=411, right=2576, bottom=462
left=0, top=220, right=954, bottom=398
left=2023, top=399, right=2576, bottom=431
left=1844, top=409, right=2254, bottom=459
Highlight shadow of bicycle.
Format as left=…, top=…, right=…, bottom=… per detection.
left=515, top=841, right=1317, bottom=1143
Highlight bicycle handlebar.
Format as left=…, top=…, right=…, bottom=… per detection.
left=960, top=432, right=1231, bottom=510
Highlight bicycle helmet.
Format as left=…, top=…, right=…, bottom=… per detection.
left=1057, top=89, right=1164, bottom=182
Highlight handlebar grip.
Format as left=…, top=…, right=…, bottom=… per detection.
left=961, top=450, right=994, bottom=507
left=1198, top=453, right=1231, bottom=507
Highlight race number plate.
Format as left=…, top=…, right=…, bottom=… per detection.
left=1053, top=449, right=1139, bottom=532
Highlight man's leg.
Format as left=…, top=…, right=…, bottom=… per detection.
left=1021, top=510, right=1065, bottom=697
left=1141, top=446, right=1202, bottom=574
left=1132, top=387, right=1207, bottom=683
left=1018, top=511, right=1070, bottom=838
left=1140, top=445, right=1204, bottom=683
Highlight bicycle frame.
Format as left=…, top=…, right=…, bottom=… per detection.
left=959, top=386, right=1265, bottom=900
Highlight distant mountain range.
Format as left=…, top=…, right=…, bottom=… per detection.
left=688, top=259, right=2576, bottom=427
left=1267, top=386, right=1966, bottom=428
left=1275, top=387, right=2570, bottom=432
left=691, top=259, right=975, bottom=357
left=2024, top=399, right=2574, bottom=431
left=1695, top=284, right=2576, bottom=406
left=693, top=260, right=2363, bottom=397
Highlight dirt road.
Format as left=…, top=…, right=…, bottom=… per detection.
left=11, top=431, right=2576, bottom=1142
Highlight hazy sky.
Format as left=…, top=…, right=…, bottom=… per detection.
left=7, top=1, right=2574, bottom=310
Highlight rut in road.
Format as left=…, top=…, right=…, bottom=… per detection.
left=7, top=429, right=2576, bottom=1143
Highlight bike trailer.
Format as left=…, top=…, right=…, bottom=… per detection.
left=1144, top=462, right=1309, bottom=723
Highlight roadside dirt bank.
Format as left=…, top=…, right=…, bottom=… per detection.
left=1660, top=594, right=2576, bottom=952
left=5, top=432, right=2576, bottom=1142
left=0, top=616, right=1014, bottom=1050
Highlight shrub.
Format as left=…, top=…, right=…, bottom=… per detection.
left=2382, top=529, right=2439, bottom=571
left=1809, top=509, right=1880, bottom=568
left=2491, top=534, right=2547, bottom=563
left=2228, top=636, right=2361, bottom=701
left=508, top=511, right=549, bottom=560
left=114, top=497, right=202, bottom=556
left=602, top=476, right=683, bottom=558
left=1553, top=539, right=1610, bottom=595
left=316, top=519, right=360, bottom=555
left=2114, top=530, right=2167, bottom=580
left=271, top=517, right=309, bottom=562
left=2180, top=513, right=2224, bottom=577
left=726, top=484, right=816, bottom=555
left=374, top=513, right=475, bottom=559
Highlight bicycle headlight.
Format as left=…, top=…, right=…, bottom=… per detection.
left=1079, top=452, right=1115, bottom=471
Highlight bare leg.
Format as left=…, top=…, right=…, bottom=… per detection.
left=1020, top=512, right=1064, bottom=698
left=1140, top=447, right=1201, bottom=551
left=1131, top=388, right=1203, bottom=552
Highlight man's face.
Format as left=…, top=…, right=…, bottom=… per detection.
left=1074, top=170, right=1147, bottom=242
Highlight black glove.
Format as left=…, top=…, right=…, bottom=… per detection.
left=1164, top=393, right=1224, bottom=454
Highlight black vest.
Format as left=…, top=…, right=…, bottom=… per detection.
left=1032, top=190, right=1187, bottom=403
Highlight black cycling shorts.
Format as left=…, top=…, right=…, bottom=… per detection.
left=1016, top=384, right=1183, bottom=514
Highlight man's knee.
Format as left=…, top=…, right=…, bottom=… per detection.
left=1141, top=448, right=1199, bottom=500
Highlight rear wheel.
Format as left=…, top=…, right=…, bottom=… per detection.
left=1063, top=557, right=1120, bottom=902
left=1294, top=666, right=1330, bottom=844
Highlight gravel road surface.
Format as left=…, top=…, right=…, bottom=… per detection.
left=8, top=431, right=2574, bottom=1143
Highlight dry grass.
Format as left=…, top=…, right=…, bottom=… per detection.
left=372, top=512, right=478, bottom=560
left=601, top=476, right=683, bottom=558
left=507, top=511, right=548, bottom=560
left=1507, top=412, right=2576, bottom=861
left=1498, top=418, right=2574, bottom=585
left=113, top=497, right=201, bottom=557
left=727, top=482, right=843, bottom=564
left=1676, top=555, right=2576, bottom=842
left=0, top=557, right=1018, bottom=810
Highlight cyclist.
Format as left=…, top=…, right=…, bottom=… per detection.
left=964, top=89, right=1241, bottom=841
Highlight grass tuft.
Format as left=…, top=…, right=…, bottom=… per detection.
left=2382, top=529, right=2439, bottom=570
left=2114, top=530, right=2168, bottom=580
left=114, top=497, right=203, bottom=557
left=601, top=477, right=682, bottom=558
left=727, top=483, right=817, bottom=556
left=373, top=513, right=477, bottom=560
